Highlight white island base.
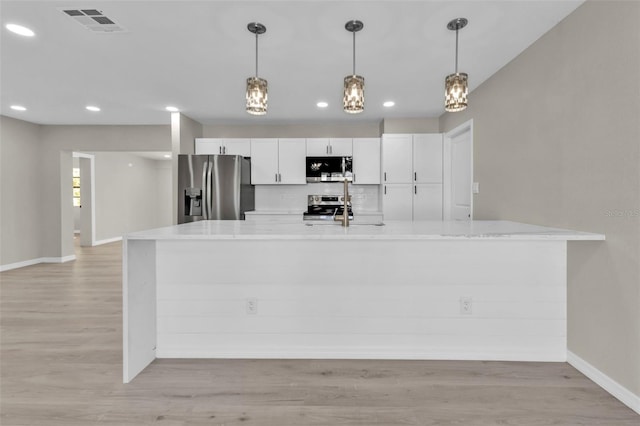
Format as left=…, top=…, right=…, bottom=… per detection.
left=123, top=220, right=604, bottom=382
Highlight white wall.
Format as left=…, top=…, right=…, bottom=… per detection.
left=440, top=0, right=640, bottom=399
left=0, top=116, right=43, bottom=266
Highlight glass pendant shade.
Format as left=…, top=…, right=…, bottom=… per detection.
left=445, top=72, right=468, bottom=112
left=343, top=74, right=364, bottom=114
left=246, top=76, right=268, bottom=115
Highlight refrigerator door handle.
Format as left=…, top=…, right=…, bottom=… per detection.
left=201, top=160, right=208, bottom=219
left=206, top=159, right=214, bottom=219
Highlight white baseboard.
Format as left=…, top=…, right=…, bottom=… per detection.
left=156, top=347, right=567, bottom=362
left=94, top=236, right=122, bottom=246
left=567, top=350, right=640, bottom=415
left=1, top=255, right=76, bottom=271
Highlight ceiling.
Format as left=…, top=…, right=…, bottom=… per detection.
left=1, top=1, right=583, bottom=126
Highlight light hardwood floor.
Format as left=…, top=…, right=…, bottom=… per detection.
left=1, top=237, right=638, bottom=425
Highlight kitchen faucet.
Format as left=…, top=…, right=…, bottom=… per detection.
left=334, top=178, right=350, bottom=227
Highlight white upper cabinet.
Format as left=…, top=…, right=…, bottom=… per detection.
left=352, top=138, right=381, bottom=184
left=329, top=138, right=353, bottom=156
left=195, top=138, right=251, bottom=157
left=250, top=138, right=306, bottom=185
left=277, top=139, right=306, bottom=184
left=195, top=138, right=223, bottom=155
left=250, top=138, right=279, bottom=184
left=306, top=138, right=330, bottom=156
left=306, top=138, right=352, bottom=156
left=413, top=134, right=443, bottom=183
left=382, top=134, right=413, bottom=183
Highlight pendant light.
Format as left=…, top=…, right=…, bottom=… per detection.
left=246, top=22, right=267, bottom=115
left=343, top=20, right=364, bottom=114
left=445, top=18, right=469, bottom=112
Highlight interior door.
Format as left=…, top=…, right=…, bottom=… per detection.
left=444, top=122, right=473, bottom=220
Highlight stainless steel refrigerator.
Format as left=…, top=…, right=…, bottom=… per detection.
left=178, top=155, right=254, bottom=223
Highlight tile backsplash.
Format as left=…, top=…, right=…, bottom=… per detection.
left=255, top=184, right=381, bottom=212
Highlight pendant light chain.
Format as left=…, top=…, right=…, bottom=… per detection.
left=255, top=32, right=259, bottom=77
left=352, top=30, right=356, bottom=76
left=455, top=27, right=459, bottom=74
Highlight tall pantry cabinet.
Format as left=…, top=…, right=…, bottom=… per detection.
left=381, top=134, right=443, bottom=221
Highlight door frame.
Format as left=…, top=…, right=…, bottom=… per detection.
left=443, top=119, right=474, bottom=220
left=73, top=152, right=96, bottom=246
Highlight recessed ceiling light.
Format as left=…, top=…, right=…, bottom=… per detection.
left=86, top=105, right=100, bottom=112
left=317, top=102, right=329, bottom=108
left=10, top=105, right=27, bottom=111
left=6, top=24, right=35, bottom=37
left=163, top=154, right=171, bottom=158
left=165, top=106, right=179, bottom=112
left=383, top=101, right=395, bottom=107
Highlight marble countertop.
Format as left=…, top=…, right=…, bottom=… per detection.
left=125, top=220, right=605, bottom=241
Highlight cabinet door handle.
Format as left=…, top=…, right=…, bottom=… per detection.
left=219, top=146, right=222, bottom=154
left=278, top=173, right=282, bottom=182
left=384, top=172, right=387, bottom=181
left=330, top=145, right=333, bottom=154
left=414, top=186, right=417, bottom=195
left=414, top=172, right=417, bottom=181
left=353, top=173, right=356, bottom=183
left=275, top=173, right=278, bottom=183
left=384, top=185, right=387, bottom=195
left=223, top=146, right=226, bottom=154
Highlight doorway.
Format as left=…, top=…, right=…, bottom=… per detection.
left=72, top=152, right=96, bottom=247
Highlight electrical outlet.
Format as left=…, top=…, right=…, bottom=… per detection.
left=460, top=297, right=472, bottom=315
left=246, top=298, right=258, bottom=315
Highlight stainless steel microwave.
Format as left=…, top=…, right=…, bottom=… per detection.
left=306, top=156, right=353, bottom=182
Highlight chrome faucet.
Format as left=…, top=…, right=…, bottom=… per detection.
left=334, top=178, right=350, bottom=227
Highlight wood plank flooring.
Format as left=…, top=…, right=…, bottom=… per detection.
left=1, top=237, right=638, bottom=425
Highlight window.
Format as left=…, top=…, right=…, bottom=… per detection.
left=72, top=168, right=81, bottom=207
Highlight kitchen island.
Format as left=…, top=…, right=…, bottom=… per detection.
left=123, top=220, right=604, bottom=382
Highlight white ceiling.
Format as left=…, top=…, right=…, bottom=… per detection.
left=1, top=0, right=583, bottom=126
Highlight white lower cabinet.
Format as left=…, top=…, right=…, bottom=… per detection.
left=383, top=184, right=413, bottom=221
left=413, top=184, right=443, bottom=220
left=383, top=183, right=443, bottom=221
left=250, top=138, right=306, bottom=185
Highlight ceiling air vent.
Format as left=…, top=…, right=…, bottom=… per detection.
left=60, top=8, right=126, bottom=33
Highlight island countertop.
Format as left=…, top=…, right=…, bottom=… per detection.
left=124, top=220, right=604, bottom=241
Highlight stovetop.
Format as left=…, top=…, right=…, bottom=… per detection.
left=303, top=194, right=353, bottom=221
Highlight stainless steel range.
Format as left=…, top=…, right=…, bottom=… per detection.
left=303, top=195, right=354, bottom=221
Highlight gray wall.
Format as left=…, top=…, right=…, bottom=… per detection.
left=202, top=121, right=381, bottom=138
left=440, top=1, right=640, bottom=396
left=171, top=113, right=201, bottom=223
left=381, top=118, right=440, bottom=134
left=0, top=120, right=171, bottom=266
left=91, top=152, right=172, bottom=241
left=0, top=117, right=43, bottom=265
